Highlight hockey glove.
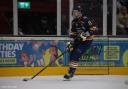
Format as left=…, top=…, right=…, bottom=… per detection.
left=67, top=42, right=74, bottom=52
left=80, top=32, right=87, bottom=41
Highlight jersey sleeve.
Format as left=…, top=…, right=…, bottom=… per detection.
left=83, top=17, right=96, bottom=35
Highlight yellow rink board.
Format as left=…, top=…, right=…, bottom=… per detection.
left=0, top=67, right=128, bottom=76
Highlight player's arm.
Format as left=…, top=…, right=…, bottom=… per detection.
left=69, top=20, right=78, bottom=38
left=86, top=26, right=97, bottom=40
left=69, top=31, right=77, bottom=38
left=80, top=19, right=97, bottom=41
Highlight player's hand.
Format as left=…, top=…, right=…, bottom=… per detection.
left=80, top=32, right=87, bottom=41
left=67, top=42, right=74, bottom=52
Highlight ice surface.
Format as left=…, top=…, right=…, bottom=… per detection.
left=0, top=75, right=128, bottom=89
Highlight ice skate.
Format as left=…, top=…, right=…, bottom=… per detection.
left=63, top=73, right=74, bottom=80
left=64, top=67, right=76, bottom=80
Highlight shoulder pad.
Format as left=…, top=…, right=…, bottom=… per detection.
left=82, top=16, right=90, bottom=22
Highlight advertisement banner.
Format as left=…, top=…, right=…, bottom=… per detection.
left=79, top=38, right=128, bottom=67
left=0, top=40, right=66, bottom=67
left=0, top=37, right=128, bottom=67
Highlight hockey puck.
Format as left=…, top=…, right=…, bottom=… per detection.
left=22, top=78, right=29, bottom=81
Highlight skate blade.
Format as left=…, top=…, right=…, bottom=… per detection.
left=63, top=78, right=71, bottom=81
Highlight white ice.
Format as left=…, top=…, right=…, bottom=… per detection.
left=0, top=75, right=128, bottom=89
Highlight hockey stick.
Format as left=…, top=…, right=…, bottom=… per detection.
left=22, top=50, right=67, bottom=81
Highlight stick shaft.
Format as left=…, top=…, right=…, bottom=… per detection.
left=31, top=50, right=67, bottom=79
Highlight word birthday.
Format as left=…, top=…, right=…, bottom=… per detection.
left=0, top=43, right=24, bottom=58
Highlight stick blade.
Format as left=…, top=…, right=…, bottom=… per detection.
left=22, top=78, right=32, bottom=82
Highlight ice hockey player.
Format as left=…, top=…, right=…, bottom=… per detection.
left=64, top=5, right=97, bottom=80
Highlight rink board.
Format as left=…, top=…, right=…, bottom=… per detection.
left=0, top=67, right=128, bottom=76
left=0, top=37, right=128, bottom=76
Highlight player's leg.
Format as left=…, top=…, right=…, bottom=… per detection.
left=64, top=40, right=92, bottom=80
left=64, top=60, right=78, bottom=79
left=64, top=45, right=83, bottom=79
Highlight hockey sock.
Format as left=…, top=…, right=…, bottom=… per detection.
left=64, top=67, right=76, bottom=79
left=68, top=67, right=76, bottom=76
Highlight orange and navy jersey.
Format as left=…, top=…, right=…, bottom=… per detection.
left=71, top=16, right=96, bottom=36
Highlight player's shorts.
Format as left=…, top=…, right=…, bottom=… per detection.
left=70, top=40, right=92, bottom=62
